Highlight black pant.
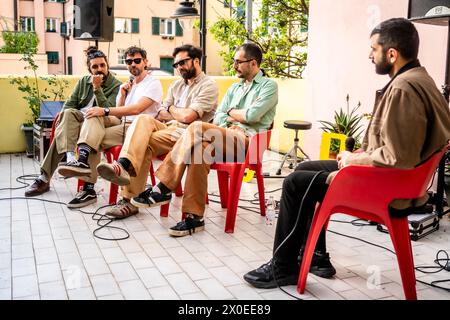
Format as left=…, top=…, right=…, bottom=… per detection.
left=273, top=160, right=338, bottom=270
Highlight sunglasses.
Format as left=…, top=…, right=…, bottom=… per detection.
left=172, top=58, right=192, bottom=69
left=88, top=51, right=106, bottom=59
left=125, top=58, right=143, bottom=65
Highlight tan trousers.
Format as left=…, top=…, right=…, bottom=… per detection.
left=41, top=109, right=85, bottom=178
left=119, top=114, right=182, bottom=199
left=77, top=115, right=125, bottom=184
left=156, top=122, right=249, bottom=217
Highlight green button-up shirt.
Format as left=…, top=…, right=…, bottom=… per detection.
left=213, top=71, right=277, bottom=135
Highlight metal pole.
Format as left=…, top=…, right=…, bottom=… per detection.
left=434, top=19, right=450, bottom=218
left=245, top=0, right=252, bottom=38
left=200, top=0, right=207, bottom=72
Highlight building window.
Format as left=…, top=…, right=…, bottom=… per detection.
left=46, top=18, right=58, bottom=33
left=47, top=51, right=59, bottom=64
left=117, top=49, right=126, bottom=65
left=152, top=17, right=182, bottom=37
left=20, top=17, right=35, bottom=32
left=114, top=18, right=139, bottom=34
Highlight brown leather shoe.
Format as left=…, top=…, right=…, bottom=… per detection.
left=25, top=179, right=50, bottom=197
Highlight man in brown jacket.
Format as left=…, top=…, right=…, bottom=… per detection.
left=244, top=18, right=450, bottom=289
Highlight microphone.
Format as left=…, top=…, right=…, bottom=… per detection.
left=345, top=137, right=355, bottom=152
left=129, top=75, right=135, bottom=84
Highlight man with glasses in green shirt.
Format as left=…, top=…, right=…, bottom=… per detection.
left=130, top=42, right=278, bottom=237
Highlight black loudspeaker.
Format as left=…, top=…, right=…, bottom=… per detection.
left=73, top=0, right=114, bottom=42
left=408, top=0, right=450, bottom=25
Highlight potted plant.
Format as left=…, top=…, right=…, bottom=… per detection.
left=5, top=31, right=68, bottom=157
left=318, top=94, right=367, bottom=158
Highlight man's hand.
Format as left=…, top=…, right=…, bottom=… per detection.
left=120, top=82, right=133, bottom=97
left=157, top=109, right=174, bottom=122
left=92, top=75, right=104, bottom=90
left=337, top=150, right=352, bottom=169
left=85, top=107, right=107, bottom=119
left=229, top=125, right=246, bottom=135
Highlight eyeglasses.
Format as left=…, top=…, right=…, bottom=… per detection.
left=125, top=58, right=143, bottom=65
left=232, top=58, right=254, bottom=65
left=172, top=58, right=192, bottom=69
left=88, top=51, right=106, bottom=59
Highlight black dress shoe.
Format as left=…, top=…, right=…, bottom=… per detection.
left=25, top=179, right=50, bottom=197
left=243, top=259, right=299, bottom=289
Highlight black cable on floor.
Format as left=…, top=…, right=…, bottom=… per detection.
left=0, top=177, right=130, bottom=241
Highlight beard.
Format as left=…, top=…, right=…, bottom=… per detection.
left=375, top=54, right=393, bottom=75
left=129, top=66, right=144, bottom=77
left=180, top=65, right=197, bottom=80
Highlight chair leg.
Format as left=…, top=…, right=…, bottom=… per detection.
left=175, top=184, right=183, bottom=197
left=297, top=208, right=331, bottom=294
left=77, top=180, right=83, bottom=192
left=255, top=165, right=266, bottom=216
left=224, top=165, right=245, bottom=233
left=149, top=162, right=156, bottom=186
left=217, top=171, right=229, bottom=209
left=109, top=183, right=118, bottom=205
left=387, top=217, right=417, bottom=300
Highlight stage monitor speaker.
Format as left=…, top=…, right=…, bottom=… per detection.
left=408, top=0, right=450, bottom=25
left=73, top=0, right=114, bottom=42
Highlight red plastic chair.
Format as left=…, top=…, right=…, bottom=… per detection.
left=149, top=155, right=183, bottom=217
left=210, top=129, right=272, bottom=233
left=297, top=147, right=447, bottom=300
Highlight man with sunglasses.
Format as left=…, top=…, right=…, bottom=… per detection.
left=95, top=44, right=219, bottom=218
left=25, top=46, right=121, bottom=200
left=57, top=46, right=163, bottom=208
left=127, top=42, right=277, bottom=237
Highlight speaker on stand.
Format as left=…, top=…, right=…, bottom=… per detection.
left=408, top=0, right=450, bottom=218
left=73, top=0, right=115, bottom=44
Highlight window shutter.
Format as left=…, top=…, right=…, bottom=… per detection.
left=131, top=18, right=139, bottom=33
left=175, top=19, right=183, bottom=36
left=152, top=17, right=160, bottom=35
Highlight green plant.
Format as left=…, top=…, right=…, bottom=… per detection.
left=318, top=95, right=366, bottom=153
left=210, top=0, right=309, bottom=78
left=10, top=50, right=69, bottom=126
left=0, top=31, right=38, bottom=54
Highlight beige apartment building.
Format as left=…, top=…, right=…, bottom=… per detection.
left=0, top=0, right=231, bottom=75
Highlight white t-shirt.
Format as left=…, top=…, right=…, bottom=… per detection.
left=116, top=74, right=163, bottom=121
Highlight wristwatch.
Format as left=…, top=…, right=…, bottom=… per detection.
left=104, top=107, right=110, bottom=116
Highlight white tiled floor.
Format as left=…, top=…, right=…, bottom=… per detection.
left=0, top=152, right=450, bottom=300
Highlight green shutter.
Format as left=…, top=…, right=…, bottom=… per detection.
left=152, top=17, right=160, bottom=35
left=131, top=18, right=139, bottom=33
left=47, top=51, right=59, bottom=64
left=160, top=57, right=174, bottom=75
left=175, top=19, right=183, bottom=37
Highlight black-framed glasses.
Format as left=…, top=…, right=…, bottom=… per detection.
left=232, top=58, right=254, bottom=65
left=172, top=58, right=192, bottom=69
left=88, top=51, right=106, bottom=60
left=125, top=58, right=143, bottom=65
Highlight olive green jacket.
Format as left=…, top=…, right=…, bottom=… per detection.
left=63, top=72, right=121, bottom=110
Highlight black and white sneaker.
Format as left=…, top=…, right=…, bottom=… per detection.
left=130, top=188, right=171, bottom=208
left=67, top=189, right=97, bottom=208
left=168, top=215, right=205, bottom=237
left=58, top=160, right=91, bottom=178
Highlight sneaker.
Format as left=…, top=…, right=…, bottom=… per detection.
left=96, top=161, right=131, bottom=186
left=243, top=259, right=299, bottom=289
left=58, top=160, right=91, bottom=178
left=67, top=189, right=97, bottom=208
left=131, top=188, right=171, bottom=208
left=308, top=252, right=336, bottom=278
left=105, top=199, right=139, bottom=219
left=168, top=215, right=205, bottom=237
